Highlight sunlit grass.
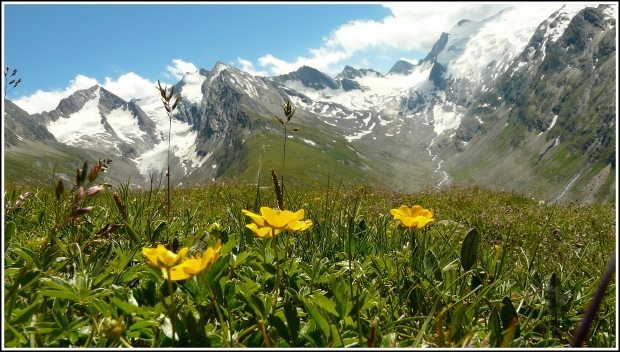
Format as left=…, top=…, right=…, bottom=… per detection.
left=3, top=176, right=615, bottom=347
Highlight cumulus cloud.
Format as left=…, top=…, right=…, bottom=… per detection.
left=13, top=59, right=190, bottom=114
left=253, top=3, right=510, bottom=76
left=166, top=59, right=198, bottom=80
left=235, top=57, right=268, bottom=76
left=13, top=74, right=98, bottom=114
left=102, top=72, right=158, bottom=102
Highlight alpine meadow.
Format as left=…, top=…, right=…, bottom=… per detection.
left=3, top=2, right=617, bottom=348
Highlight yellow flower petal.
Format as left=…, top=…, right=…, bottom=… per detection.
left=415, top=216, right=434, bottom=228
left=141, top=246, right=161, bottom=267
left=286, top=219, right=313, bottom=232
left=163, top=240, right=222, bottom=281
left=292, top=209, right=305, bottom=221
left=246, top=223, right=280, bottom=238
left=390, top=208, right=405, bottom=221
left=245, top=206, right=310, bottom=235
left=410, top=205, right=424, bottom=217
left=259, top=207, right=290, bottom=229
left=165, top=264, right=193, bottom=281
left=142, top=245, right=188, bottom=269
left=242, top=209, right=266, bottom=227
left=198, top=239, right=222, bottom=271
left=390, top=205, right=434, bottom=229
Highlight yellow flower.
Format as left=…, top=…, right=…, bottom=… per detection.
left=245, top=223, right=281, bottom=238
left=142, top=244, right=189, bottom=269
left=390, top=205, right=434, bottom=229
left=166, top=240, right=222, bottom=281
left=242, top=206, right=313, bottom=238
left=142, top=241, right=222, bottom=281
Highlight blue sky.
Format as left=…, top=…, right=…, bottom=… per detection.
left=3, top=2, right=509, bottom=113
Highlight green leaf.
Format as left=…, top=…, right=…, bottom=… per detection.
left=150, top=221, right=167, bottom=244
left=89, top=298, right=112, bottom=317
left=111, top=297, right=141, bottom=314
left=37, top=210, right=45, bottom=226
left=268, top=313, right=291, bottom=345
left=5, top=221, right=16, bottom=251
left=310, top=293, right=339, bottom=318
left=41, top=279, right=80, bottom=302
left=284, top=300, right=299, bottom=344
left=251, top=293, right=267, bottom=318
left=460, top=228, right=480, bottom=271
left=12, top=247, right=36, bottom=265
left=331, top=279, right=350, bottom=318
left=42, top=289, right=80, bottom=301
left=330, top=324, right=343, bottom=347
left=204, top=253, right=229, bottom=286
left=424, top=249, right=442, bottom=281
left=232, top=250, right=254, bottom=269
left=181, top=309, right=200, bottom=344
left=224, top=280, right=236, bottom=304
left=16, top=269, right=42, bottom=292
left=128, top=320, right=157, bottom=338
left=124, top=223, right=141, bottom=245
left=239, top=292, right=265, bottom=319
left=488, top=306, right=502, bottom=347
left=302, top=298, right=330, bottom=339
left=262, top=263, right=277, bottom=275
left=88, top=242, right=114, bottom=276
left=11, top=301, right=41, bottom=325
left=4, top=321, right=28, bottom=346
left=450, top=305, right=466, bottom=342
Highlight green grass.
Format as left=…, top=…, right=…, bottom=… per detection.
left=3, top=143, right=84, bottom=186
left=219, top=110, right=378, bottom=188
left=3, top=166, right=616, bottom=347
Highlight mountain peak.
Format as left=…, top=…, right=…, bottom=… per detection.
left=296, top=65, right=321, bottom=74
left=214, top=61, right=230, bottom=70
left=423, top=32, right=449, bottom=62
left=336, top=65, right=384, bottom=80
left=336, top=65, right=362, bottom=80
left=387, top=60, right=416, bottom=75
left=272, top=65, right=339, bottom=90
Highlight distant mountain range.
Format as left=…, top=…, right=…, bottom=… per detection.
left=4, top=3, right=616, bottom=204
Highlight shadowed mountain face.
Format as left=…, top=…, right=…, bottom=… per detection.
left=4, top=4, right=616, bottom=204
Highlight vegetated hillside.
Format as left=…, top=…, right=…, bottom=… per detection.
left=174, top=65, right=388, bottom=188
left=444, top=5, right=616, bottom=204
left=4, top=99, right=56, bottom=146
left=4, top=99, right=145, bottom=187
left=212, top=110, right=380, bottom=188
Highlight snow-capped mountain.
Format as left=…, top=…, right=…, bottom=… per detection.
left=444, top=3, right=617, bottom=203
left=4, top=3, right=616, bottom=203
left=33, top=85, right=159, bottom=159
left=269, top=3, right=582, bottom=136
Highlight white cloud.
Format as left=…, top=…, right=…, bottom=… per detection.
left=166, top=59, right=198, bottom=80
left=257, top=54, right=299, bottom=75
left=235, top=57, right=268, bottom=76
left=102, top=72, right=158, bottom=102
left=13, top=74, right=98, bottom=114
left=13, top=73, right=161, bottom=115
left=253, top=3, right=511, bottom=76
left=13, top=60, right=187, bottom=114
